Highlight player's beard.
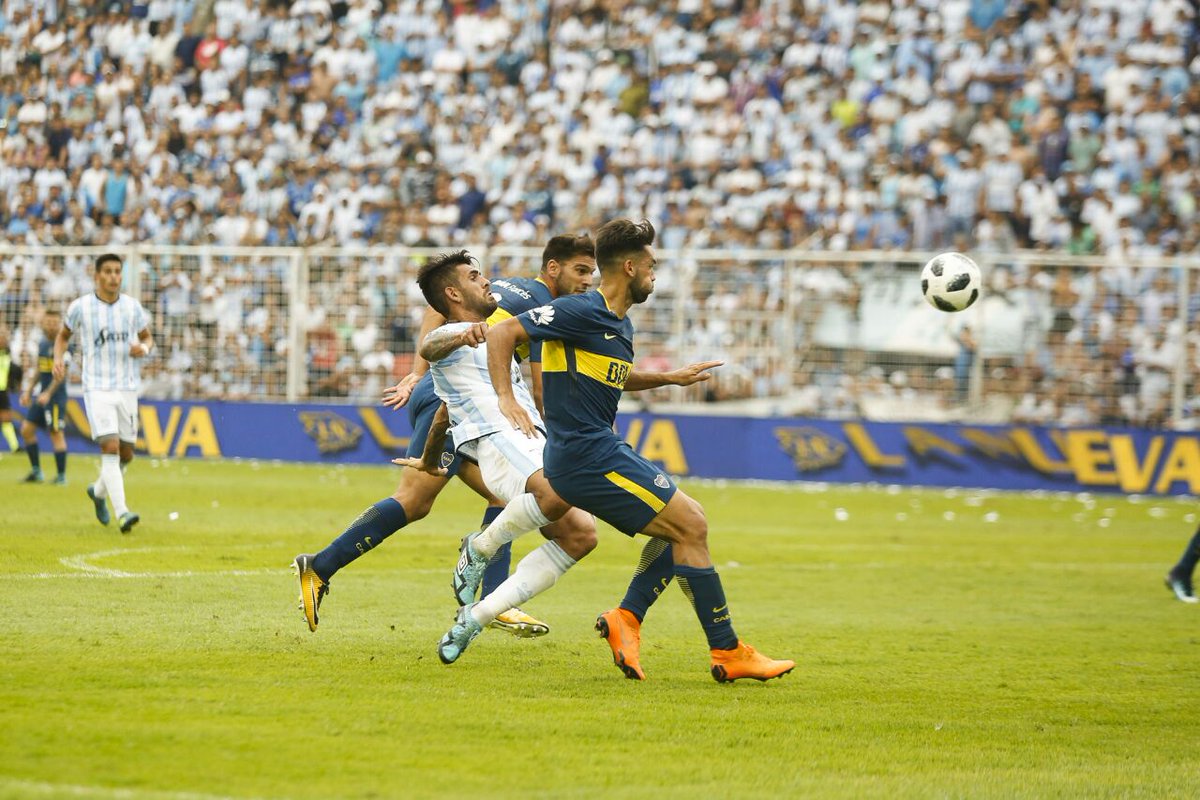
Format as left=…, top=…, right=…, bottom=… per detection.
left=630, top=278, right=653, bottom=304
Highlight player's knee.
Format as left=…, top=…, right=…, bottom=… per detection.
left=394, top=492, right=432, bottom=521
left=674, top=504, right=708, bottom=548
left=555, top=523, right=597, bottom=560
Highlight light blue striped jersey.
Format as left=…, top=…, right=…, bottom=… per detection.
left=430, top=322, right=543, bottom=450
left=64, top=292, right=151, bottom=392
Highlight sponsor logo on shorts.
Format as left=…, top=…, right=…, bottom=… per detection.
left=440, top=451, right=455, bottom=469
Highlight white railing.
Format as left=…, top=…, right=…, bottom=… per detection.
left=1, top=244, right=1197, bottom=428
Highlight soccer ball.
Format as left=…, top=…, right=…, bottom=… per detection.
left=921, top=252, right=981, bottom=312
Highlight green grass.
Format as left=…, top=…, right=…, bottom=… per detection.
left=2, top=454, right=1198, bottom=799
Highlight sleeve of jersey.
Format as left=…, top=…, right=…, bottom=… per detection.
left=64, top=298, right=81, bottom=333
left=137, top=301, right=152, bottom=331
left=517, top=296, right=588, bottom=345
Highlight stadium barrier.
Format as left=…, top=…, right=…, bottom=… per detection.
left=48, top=398, right=1200, bottom=496
left=2, top=244, right=1197, bottom=430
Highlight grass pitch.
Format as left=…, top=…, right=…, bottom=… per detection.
left=2, top=455, right=1197, bottom=799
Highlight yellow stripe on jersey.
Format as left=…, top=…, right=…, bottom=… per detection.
left=487, top=306, right=531, bottom=360
left=604, top=471, right=667, bottom=513
left=38, top=357, right=54, bottom=372
left=541, top=341, right=630, bottom=388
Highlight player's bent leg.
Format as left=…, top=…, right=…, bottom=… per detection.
left=444, top=535, right=582, bottom=663
left=293, top=468, right=448, bottom=632
left=643, top=490, right=794, bottom=683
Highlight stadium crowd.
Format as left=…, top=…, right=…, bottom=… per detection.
left=0, top=0, right=1197, bottom=426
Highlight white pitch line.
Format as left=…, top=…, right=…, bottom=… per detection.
left=0, top=777, right=271, bottom=800
left=60, top=546, right=192, bottom=577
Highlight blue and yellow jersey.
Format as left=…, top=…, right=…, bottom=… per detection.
left=35, top=339, right=67, bottom=402
left=517, top=291, right=634, bottom=475
left=487, top=275, right=553, bottom=363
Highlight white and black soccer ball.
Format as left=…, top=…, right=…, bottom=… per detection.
left=921, top=252, right=981, bottom=312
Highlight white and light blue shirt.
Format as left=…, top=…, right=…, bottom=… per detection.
left=65, top=292, right=151, bottom=392
left=429, top=322, right=543, bottom=450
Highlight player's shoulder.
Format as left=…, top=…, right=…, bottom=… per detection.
left=493, top=274, right=552, bottom=313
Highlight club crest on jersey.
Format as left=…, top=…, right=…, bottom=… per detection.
left=654, top=473, right=670, bottom=489
left=299, top=411, right=363, bottom=454
left=529, top=305, right=555, bottom=325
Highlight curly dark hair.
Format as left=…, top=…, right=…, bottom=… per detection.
left=416, top=250, right=477, bottom=316
left=594, top=219, right=655, bottom=273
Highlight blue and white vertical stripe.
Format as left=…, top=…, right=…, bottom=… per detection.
left=64, top=293, right=151, bottom=392
left=430, top=322, right=544, bottom=450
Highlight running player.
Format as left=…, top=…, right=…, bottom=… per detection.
left=1165, top=523, right=1200, bottom=603
left=404, top=251, right=598, bottom=663
left=54, top=253, right=155, bottom=533
left=485, top=218, right=794, bottom=683
left=20, top=309, right=70, bottom=484
left=292, top=234, right=597, bottom=635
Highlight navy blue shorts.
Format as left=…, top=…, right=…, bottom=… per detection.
left=25, top=398, right=67, bottom=431
left=548, top=441, right=677, bottom=536
left=407, top=373, right=462, bottom=477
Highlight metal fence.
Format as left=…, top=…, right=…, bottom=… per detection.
left=2, top=244, right=1197, bottom=429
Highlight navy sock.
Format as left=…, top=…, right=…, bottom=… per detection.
left=1172, top=528, right=1200, bottom=578
left=674, top=564, right=738, bottom=650
left=312, top=498, right=408, bottom=581
left=26, top=443, right=40, bottom=471
left=479, top=505, right=511, bottom=599
left=54, top=450, right=66, bottom=477
left=620, top=538, right=674, bottom=621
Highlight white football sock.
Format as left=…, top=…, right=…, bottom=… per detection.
left=471, top=541, right=576, bottom=626
left=92, top=471, right=108, bottom=499
left=100, top=453, right=128, bottom=517
left=472, top=493, right=551, bottom=559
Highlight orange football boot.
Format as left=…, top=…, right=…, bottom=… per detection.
left=595, top=608, right=646, bottom=680
left=710, top=641, right=794, bottom=683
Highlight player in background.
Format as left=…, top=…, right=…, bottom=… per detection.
left=54, top=253, right=155, bottom=533
left=486, top=218, right=794, bottom=683
left=403, top=251, right=598, bottom=663
left=1165, top=525, right=1200, bottom=603
left=0, top=327, right=22, bottom=454
left=292, top=235, right=597, bottom=635
left=20, top=309, right=70, bottom=484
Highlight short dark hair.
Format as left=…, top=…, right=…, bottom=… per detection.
left=417, top=250, right=476, bottom=316
left=594, top=219, right=655, bottom=272
left=94, top=253, right=122, bottom=272
left=541, top=233, right=595, bottom=272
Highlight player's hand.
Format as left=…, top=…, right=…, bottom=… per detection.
left=667, top=360, right=723, bottom=386
left=382, top=372, right=421, bottom=410
left=390, top=456, right=448, bottom=476
left=52, top=358, right=66, bottom=381
left=130, top=342, right=150, bottom=358
left=499, top=394, right=537, bottom=438
left=37, top=391, right=50, bottom=406
left=459, top=322, right=488, bottom=348
left=20, top=391, right=31, bottom=407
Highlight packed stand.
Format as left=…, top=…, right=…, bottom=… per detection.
left=0, top=0, right=1197, bottom=423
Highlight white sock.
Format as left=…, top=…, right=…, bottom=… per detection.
left=92, top=471, right=108, bottom=499
left=473, top=493, right=551, bottom=559
left=471, top=541, right=576, bottom=626
left=100, top=454, right=128, bottom=517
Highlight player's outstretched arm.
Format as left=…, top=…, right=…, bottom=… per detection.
left=52, top=325, right=73, bottom=381
left=625, top=360, right=723, bottom=391
left=383, top=307, right=445, bottom=410
left=418, top=321, right=487, bottom=363
left=486, top=318, right=537, bottom=437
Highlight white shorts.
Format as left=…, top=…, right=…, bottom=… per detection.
left=461, top=429, right=546, bottom=503
left=85, top=390, right=140, bottom=443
